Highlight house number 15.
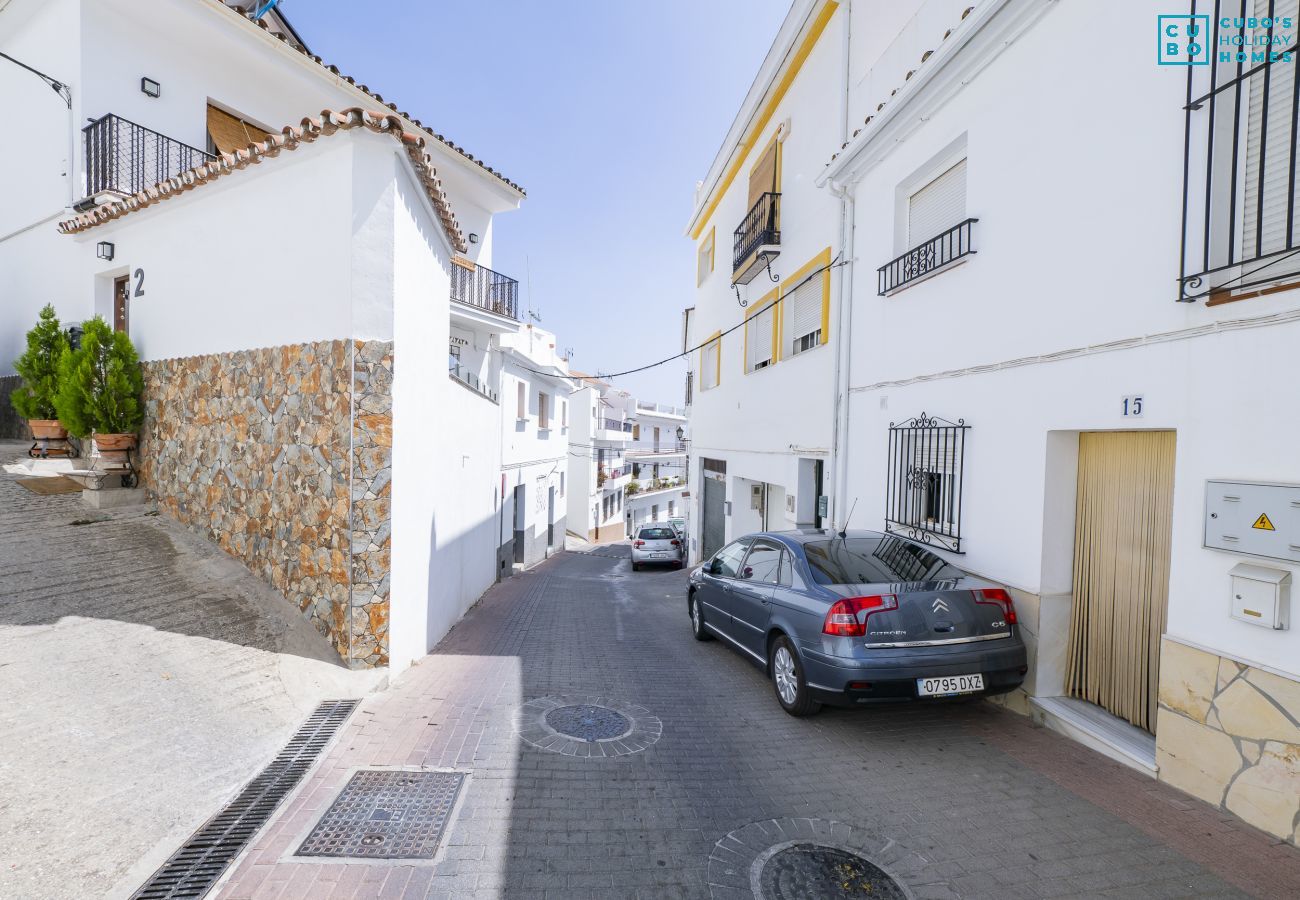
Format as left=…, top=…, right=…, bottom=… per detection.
left=1122, top=394, right=1144, bottom=418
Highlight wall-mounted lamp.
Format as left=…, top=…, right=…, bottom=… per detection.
left=96, top=241, right=115, bottom=261
left=675, top=426, right=686, bottom=441
left=141, top=77, right=161, bottom=98
left=66, top=325, right=83, bottom=350
left=468, top=233, right=479, bottom=244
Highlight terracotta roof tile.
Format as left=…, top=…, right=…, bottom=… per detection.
left=58, top=108, right=469, bottom=253
left=216, top=1, right=525, bottom=196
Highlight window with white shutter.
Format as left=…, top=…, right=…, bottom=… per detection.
left=745, top=299, right=776, bottom=373
left=701, top=337, right=721, bottom=390
left=908, top=158, right=966, bottom=246
left=1242, top=1, right=1300, bottom=268
left=783, top=271, right=823, bottom=357
left=697, top=228, right=715, bottom=286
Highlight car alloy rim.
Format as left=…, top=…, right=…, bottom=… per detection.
left=693, top=602, right=702, bottom=633
left=774, top=646, right=797, bottom=705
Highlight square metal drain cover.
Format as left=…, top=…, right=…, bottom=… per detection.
left=296, top=770, right=465, bottom=860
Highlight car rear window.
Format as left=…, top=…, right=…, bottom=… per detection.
left=639, top=528, right=676, bottom=540
left=801, top=537, right=961, bottom=585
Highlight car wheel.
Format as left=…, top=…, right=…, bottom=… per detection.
left=770, top=636, right=820, bottom=717
left=632, top=562, right=640, bottom=572
left=690, top=594, right=712, bottom=641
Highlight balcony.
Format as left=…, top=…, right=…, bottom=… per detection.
left=732, top=192, right=781, bottom=284
left=878, top=218, right=978, bottom=295
left=83, top=113, right=214, bottom=198
left=635, top=400, right=687, bottom=417
left=450, top=260, right=520, bottom=321
left=449, top=362, right=498, bottom=402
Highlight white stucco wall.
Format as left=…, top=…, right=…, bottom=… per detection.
left=836, top=0, right=1300, bottom=678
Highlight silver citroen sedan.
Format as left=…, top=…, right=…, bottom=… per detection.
left=631, top=525, right=684, bottom=571
left=687, top=530, right=1027, bottom=715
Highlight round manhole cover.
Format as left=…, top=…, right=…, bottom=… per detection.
left=544, top=704, right=631, bottom=742
left=759, top=844, right=907, bottom=900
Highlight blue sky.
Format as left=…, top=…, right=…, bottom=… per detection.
left=292, top=0, right=790, bottom=404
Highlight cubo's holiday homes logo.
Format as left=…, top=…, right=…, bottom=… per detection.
left=1158, top=12, right=1296, bottom=65
left=1158, top=14, right=1210, bottom=64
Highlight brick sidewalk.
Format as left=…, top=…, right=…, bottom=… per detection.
left=216, top=548, right=1300, bottom=899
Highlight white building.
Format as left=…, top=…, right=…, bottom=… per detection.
left=681, top=0, right=845, bottom=564
left=565, top=374, right=633, bottom=542
left=624, top=401, right=689, bottom=533
left=0, top=0, right=526, bottom=674
left=497, top=325, right=571, bottom=572
left=686, top=0, right=1300, bottom=846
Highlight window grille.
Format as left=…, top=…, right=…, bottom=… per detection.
left=884, top=414, right=968, bottom=552
left=1180, top=0, right=1300, bottom=300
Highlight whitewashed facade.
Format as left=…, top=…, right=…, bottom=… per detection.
left=687, top=0, right=1300, bottom=843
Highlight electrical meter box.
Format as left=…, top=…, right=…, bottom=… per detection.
left=1228, top=563, right=1291, bottom=630
left=1203, top=480, right=1300, bottom=563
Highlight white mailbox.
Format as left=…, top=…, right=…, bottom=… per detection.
left=1228, top=563, right=1291, bottom=630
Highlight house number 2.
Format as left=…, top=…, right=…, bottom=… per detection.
left=1122, top=394, right=1144, bottom=418
left=133, top=268, right=145, bottom=297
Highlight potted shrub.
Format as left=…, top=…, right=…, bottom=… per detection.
left=627, top=480, right=641, bottom=496
left=10, top=304, right=70, bottom=441
left=56, top=316, right=143, bottom=452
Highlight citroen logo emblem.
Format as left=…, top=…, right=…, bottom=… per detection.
left=931, top=598, right=950, bottom=613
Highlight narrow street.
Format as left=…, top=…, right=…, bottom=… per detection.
left=218, top=547, right=1300, bottom=900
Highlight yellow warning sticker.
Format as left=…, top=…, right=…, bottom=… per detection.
left=1252, top=513, right=1276, bottom=531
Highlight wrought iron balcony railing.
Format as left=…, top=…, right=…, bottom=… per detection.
left=733, top=192, right=781, bottom=272
left=878, top=218, right=978, bottom=295
left=450, top=261, right=519, bottom=320
left=83, top=113, right=213, bottom=198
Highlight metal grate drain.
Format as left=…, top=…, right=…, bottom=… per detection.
left=544, top=704, right=631, bottom=742
left=130, top=699, right=358, bottom=900
left=759, top=844, right=907, bottom=900
left=296, top=770, right=465, bottom=859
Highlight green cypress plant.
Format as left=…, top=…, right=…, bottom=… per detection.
left=55, top=316, right=144, bottom=438
left=10, top=304, right=69, bottom=421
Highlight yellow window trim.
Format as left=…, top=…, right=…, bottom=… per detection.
left=689, top=0, right=837, bottom=240
left=697, top=226, right=716, bottom=286
left=699, top=330, right=723, bottom=391
left=775, top=246, right=833, bottom=361
left=742, top=287, right=779, bottom=375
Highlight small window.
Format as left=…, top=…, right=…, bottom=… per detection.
left=701, top=336, right=721, bottom=390
left=516, top=381, right=526, bottom=419
left=908, top=158, right=967, bottom=247
left=782, top=252, right=830, bottom=357
left=539, top=392, right=549, bottom=429
left=697, top=227, right=715, bottom=286
left=206, top=104, right=270, bottom=155
left=561, top=399, right=568, bottom=428
left=710, top=540, right=750, bottom=578
left=884, top=414, right=969, bottom=552
left=740, top=541, right=782, bottom=584
left=745, top=297, right=777, bottom=373
left=777, top=550, right=793, bottom=587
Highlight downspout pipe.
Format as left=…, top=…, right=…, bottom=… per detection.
left=828, top=0, right=855, bottom=532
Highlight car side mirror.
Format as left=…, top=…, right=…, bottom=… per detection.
left=708, top=559, right=723, bottom=575
left=741, top=566, right=753, bottom=580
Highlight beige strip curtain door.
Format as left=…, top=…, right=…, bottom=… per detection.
left=1066, top=430, right=1176, bottom=732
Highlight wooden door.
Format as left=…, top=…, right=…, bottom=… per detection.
left=1066, top=431, right=1176, bottom=732
left=113, top=275, right=129, bottom=333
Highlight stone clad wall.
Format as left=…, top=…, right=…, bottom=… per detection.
left=138, top=339, right=393, bottom=668
left=1155, top=637, right=1300, bottom=845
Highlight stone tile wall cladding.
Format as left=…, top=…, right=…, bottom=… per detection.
left=1156, top=637, right=1300, bottom=846
left=138, top=339, right=393, bottom=668
left=0, top=374, right=26, bottom=440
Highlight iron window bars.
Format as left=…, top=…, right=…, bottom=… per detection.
left=878, top=218, right=978, bottom=295
left=83, top=113, right=213, bottom=198
left=450, top=262, right=520, bottom=320
left=733, top=192, right=781, bottom=273
left=1179, top=1, right=1300, bottom=301
left=884, top=413, right=968, bottom=553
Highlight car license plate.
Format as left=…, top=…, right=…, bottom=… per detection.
left=650, top=552, right=666, bottom=558
left=916, top=674, right=985, bottom=696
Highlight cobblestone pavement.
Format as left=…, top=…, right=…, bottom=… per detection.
left=217, top=546, right=1300, bottom=900
left=0, top=443, right=381, bottom=900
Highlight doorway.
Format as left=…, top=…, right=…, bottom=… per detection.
left=547, top=486, right=556, bottom=551
left=1065, top=431, right=1176, bottom=732
left=113, top=275, right=129, bottom=333
left=513, top=484, right=525, bottom=564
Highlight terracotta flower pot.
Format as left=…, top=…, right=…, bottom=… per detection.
left=28, top=419, right=68, bottom=440
left=93, top=433, right=137, bottom=452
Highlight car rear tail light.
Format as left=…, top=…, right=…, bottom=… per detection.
left=670, top=539, right=680, bottom=546
left=822, top=595, right=897, bottom=637
left=634, top=540, right=645, bottom=547
left=975, top=588, right=1018, bottom=625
